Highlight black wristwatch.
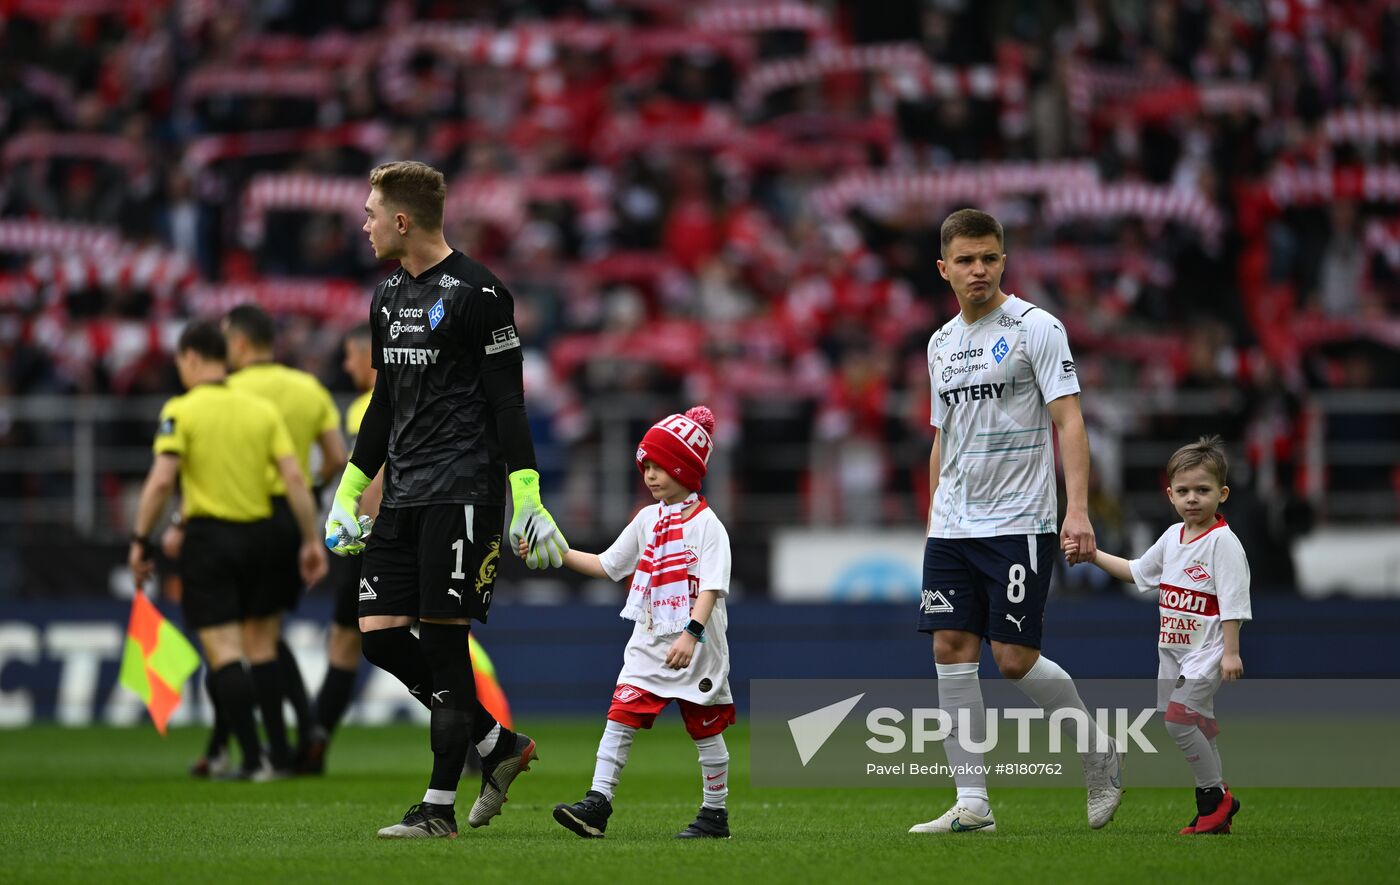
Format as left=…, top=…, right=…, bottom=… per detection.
left=685, top=619, right=706, bottom=642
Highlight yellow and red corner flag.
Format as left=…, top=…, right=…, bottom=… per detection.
left=119, top=592, right=200, bottom=735
left=469, top=634, right=511, bottom=729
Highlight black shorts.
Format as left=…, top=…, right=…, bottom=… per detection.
left=180, top=517, right=279, bottom=630
left=360, top=503, right=504, bottom=622
left=322, top=548, right=363, bottom=629
left=917, top=533, right=1057, bottom=648
left=266, top=496, right=303, bottom=612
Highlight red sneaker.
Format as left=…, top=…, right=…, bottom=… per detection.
left=1193, top=790, right=1240, bottom=834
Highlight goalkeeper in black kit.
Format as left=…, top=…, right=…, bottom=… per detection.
left=325, top=160, right=568, bottom=839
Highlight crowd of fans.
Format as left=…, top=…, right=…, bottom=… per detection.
left=2, top=0, right=1398, bottom=575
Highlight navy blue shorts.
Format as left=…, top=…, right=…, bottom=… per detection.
left=917, top=533, right=1057, bottom=648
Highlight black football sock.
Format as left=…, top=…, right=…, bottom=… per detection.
left=361, top=625, right=433, bottom=710
left=316, top=665, right=358, bottom=735
left=204, top=670, right=229, bottom=757
left=277, top=639, right=314, bottom=745
left=419, top=622, right=476, bottom=796
left=249, top=661, right=294, bottom=768
left=209, top=662, right=262, bottom=772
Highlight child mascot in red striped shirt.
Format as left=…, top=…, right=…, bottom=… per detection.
left=542, top=406, right=735, bottom=839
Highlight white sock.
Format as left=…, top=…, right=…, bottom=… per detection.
left=590, top=720, right=636, bottom=801
left=475, top=722, right=501, bottom=757
left=423, top=788, right=455, bottom=806
left=695, top=735, right=729, bottom=809
left=1166, top=721, right=1223, bottom=789
left=936, top=662, right=990, bottom=816
left=1014, top=655, right=1110, bottom=760
left=1209, top=736, right=1224, bottom=786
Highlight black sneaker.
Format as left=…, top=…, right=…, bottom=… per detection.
left=376, top=802, right=457, bottom=839
left=553, top=791, right=612, bottom=839
left=468, top=732, right=538, bottom=828
left=676, top=806, right=730, bottom=839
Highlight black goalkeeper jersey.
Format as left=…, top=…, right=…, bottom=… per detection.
left=370, top=250, right=524, bottom=508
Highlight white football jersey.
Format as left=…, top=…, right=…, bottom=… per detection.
left=1129, top=515, right=1252, bottom=656
left=598, top=500, right=732, bottom=705
left=927, top=294, right=1080, bottom=538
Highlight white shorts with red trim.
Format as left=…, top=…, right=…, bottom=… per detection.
left=1156, top=646, right=1223, bottom=718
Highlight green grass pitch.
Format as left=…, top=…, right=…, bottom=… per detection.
left=3, top=720, right=1396, bottom=883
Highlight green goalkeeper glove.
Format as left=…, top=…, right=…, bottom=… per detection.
left=325, top=463, right=373, bottom=556
left=509, top=468, right=568, bottom=569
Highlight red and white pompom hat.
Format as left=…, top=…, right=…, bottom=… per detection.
left=635, top=406, right=717, bottom=491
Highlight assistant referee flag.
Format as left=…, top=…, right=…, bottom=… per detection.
left=119, top=592, right=200, bottom=735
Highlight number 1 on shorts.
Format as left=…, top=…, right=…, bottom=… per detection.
left=451, top=538, right=467, bottom=580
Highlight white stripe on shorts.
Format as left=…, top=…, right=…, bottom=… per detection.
left=464, top=504, right=475, bottom=544
left=1027, top=534, right=1038, bottom=574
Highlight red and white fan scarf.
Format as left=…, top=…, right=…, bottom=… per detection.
left=621, top=494, right=698, bottom=636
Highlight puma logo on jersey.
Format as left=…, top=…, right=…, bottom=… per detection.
left=380, top=305, right=391, bottom=322
left=481, top=285, right=497, bottom=297
left=1005, top=613, right=1025, bottom=631
left=432, top=690, right=450, bottom=704
left=447, top=588, right=461, bottom=602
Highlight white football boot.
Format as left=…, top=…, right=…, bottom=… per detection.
left=1085, top=746, right=1123, bottom=829
left=908, top=804, right=997, bottom=834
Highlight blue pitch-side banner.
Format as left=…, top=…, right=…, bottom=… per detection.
left=1, top=597, right=1398, bottom=727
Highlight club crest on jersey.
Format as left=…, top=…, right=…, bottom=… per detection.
left=1184, top=565, right=1211, bottom=582
left=992, top=336, right=1010, bottom=363
left=428, top=297, right=445, bottom=330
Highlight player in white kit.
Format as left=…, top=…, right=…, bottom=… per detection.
left=911, top=209, right=1122, bottom=835
left=1066, top=435, right=1250, bottom=834
left=548, top=406, right=735, bottom=840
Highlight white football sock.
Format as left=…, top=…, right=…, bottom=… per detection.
left=936, top=662, right=990, bottom=815
left=590, top=719, right=636, bottom=801
left=1166, top=721, right=1223, bottom=789
left=695, top=734, right=729, bottom=809
left=1209, top=736, right=1224, bottom=784
left=423, top=788, right=455, bottom=806
left=1014, top=655, right=1111, bottom=759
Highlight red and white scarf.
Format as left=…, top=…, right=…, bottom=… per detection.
left=621, top=494, right=698, bottom=636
